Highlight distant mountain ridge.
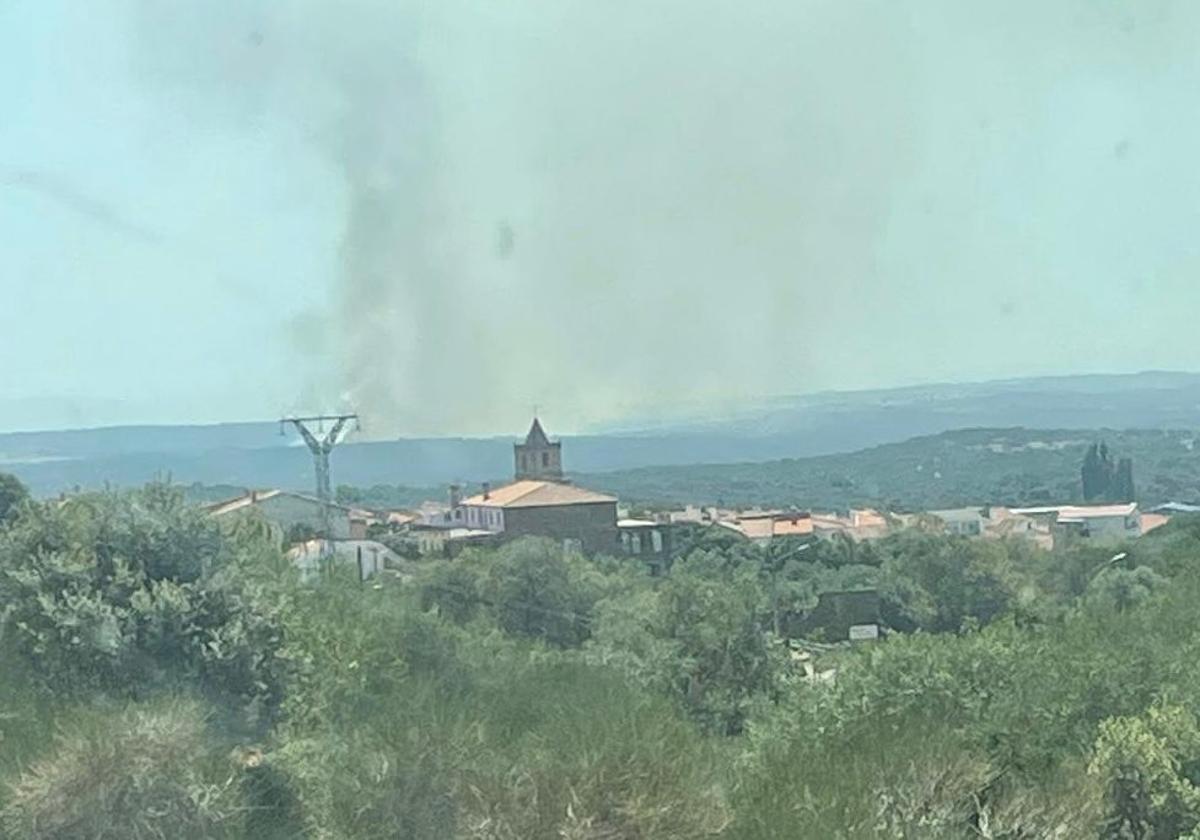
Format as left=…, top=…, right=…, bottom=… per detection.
left=579, top=427, right=1200, bottom=511
left=3, top=371, right=1200, bottom=496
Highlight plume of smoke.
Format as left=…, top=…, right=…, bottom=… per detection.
left=124, top=0, right=1200, bottom=436
left=125, top=0, right=918, bottom=435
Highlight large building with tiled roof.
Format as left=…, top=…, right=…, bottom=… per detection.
left=450, top=419, right=620, bottom=555
left=460, top=477, right=619, bottom=556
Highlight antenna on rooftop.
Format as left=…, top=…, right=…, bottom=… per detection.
left=279, top=413, right=359, bottom=547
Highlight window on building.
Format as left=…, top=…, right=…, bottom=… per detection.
left=542, top=451, right=550, bottom=467
left=631, top=534, right=641, bottom=554
left=651, top=530, right=663, bottom=553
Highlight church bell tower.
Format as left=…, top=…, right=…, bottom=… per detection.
left=514, top=417, right=564, bottom=481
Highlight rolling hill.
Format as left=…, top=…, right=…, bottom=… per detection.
left=3, top=371, right=1200, bottom=498
left=579, top=427, right=1200, bottom=511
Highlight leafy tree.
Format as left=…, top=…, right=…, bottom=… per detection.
left=334, top=484, right=362, bottom=505
left=1082, top=442, right=1111, bottom=501
left=1090, top=704, right=1200, bottom=839
left=1113, top=456, right=1137, bottom=502
left=1042, top=541, right=1123, bottom=599
left=879, top=533, right=1034, bottom=632
left=418, top=555, right=485, bottom=624
left=480, top=538, right=607, bottom=647
left=589, top=553, right=779, bottom=735
left=0, top=472, right=28, bottom=523
left=1086, top=565, right=1166, bottom=612
left=0, top=485, right=291, bottom=719
left=1082, top=440, right=1134, bottom=502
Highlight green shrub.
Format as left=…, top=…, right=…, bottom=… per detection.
left=0, top=697, right=241, bottom=840
left=456, top=661, right=730, bottom=839
left=0, top=487, right=291, bottom=721
left=1090, top=704, right=1200, bottom=839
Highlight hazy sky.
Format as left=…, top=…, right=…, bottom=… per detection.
left=3, top=1, right=1199, bottom=436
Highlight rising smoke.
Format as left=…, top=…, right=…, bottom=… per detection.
left=122, top=0, right=924, bottom=435
left=125, top=0, right=1200, bottom=436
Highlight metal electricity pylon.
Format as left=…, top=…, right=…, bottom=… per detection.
left=280, top=413, right=360, bottom=540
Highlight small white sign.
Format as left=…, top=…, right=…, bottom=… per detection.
left=849, top=624, right=880, bottom=641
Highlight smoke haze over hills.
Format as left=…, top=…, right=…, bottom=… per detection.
left=4, top=2, right=1200, bottom=434
left=4, top=372, right=1200, bottom=498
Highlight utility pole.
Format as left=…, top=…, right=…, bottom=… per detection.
left=280, top=413, right=360, bottom=544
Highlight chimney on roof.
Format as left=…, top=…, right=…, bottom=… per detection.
left=449, top=483, right=462, bottom=508
left=250, top=489, right=258, bottom=503
left=482, top=481, right=490, bottom=500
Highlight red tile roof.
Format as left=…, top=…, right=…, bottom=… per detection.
left=1141, top=513, right=1170, bottom=535
left=462, top=480, right=616, bottom=509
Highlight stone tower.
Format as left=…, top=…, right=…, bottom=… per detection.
left=514, top=418, right=564, bottom=481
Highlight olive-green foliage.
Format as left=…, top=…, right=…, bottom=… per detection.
left=1084, top=565, right=1167, bottom=612
left=277, top=569, right=464, bottom=734
left=0, top=648, right=58, bottom=815
left=876, top=531, right=1038, bottom=632
left=589, top=549, right=781, bottom=735
left=0, top=473, right=28, bottom=524
left=418, top=537, right=630, bottom=648
left=0, top=697, right=243, bottom=840
left=0, top=485, right=292, bottom=720
left=734, top=708, right=1103, bottom=840
left=455, top=661, right=729, bottom=839
left=11, top=481, right=1200, bottom=838
left=270, top=569, right=727, bottom=839
left=482, top=538, right=601, bottom=646
left=739, top=530, right=1200, bottom=835
left=586, top=427, right=1200, bottom=510
left=271, top=717, right=461, bottom=840
left=1090, top=704, right=1200, bottom=840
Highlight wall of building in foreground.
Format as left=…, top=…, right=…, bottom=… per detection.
left=255, top=494, right=352, bottom=539
left=1064, top=514, right=1141, bottom=540
left=502, top=502, right=620, bottom=556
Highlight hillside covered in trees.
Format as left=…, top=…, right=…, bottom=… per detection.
left=315, top=427, right=1200, bottom=517
left=6, top=475, right=1200, bottom=836
left=582, top=427, right=1200, bottom=510
left=9, top=372, right=1200, bottom=499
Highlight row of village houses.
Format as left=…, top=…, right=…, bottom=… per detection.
left=202, top=419, right=1192, bottom=578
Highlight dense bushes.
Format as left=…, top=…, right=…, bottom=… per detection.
left=267, top=569, right=727, bottom=839
left=0, top=697, right=243, bottom=840
left=8, top=479, right=1200, bottom=837
left=0, top=485, right=290, bottom=722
